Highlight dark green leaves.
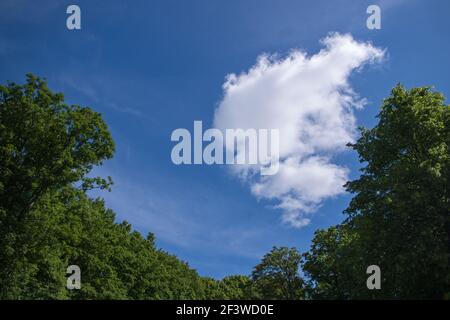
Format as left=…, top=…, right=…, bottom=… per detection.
left=304, top=84, right=450, bottom=299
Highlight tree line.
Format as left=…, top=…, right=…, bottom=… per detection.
left=0, top=75, right=449, bottom=299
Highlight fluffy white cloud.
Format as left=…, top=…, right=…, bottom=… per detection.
left=213, top=33, right=385, bottom=227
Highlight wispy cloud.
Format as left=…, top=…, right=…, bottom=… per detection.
left=59, top=75, right=144, bottom=118
left=59, top=75, right=99, bottom=102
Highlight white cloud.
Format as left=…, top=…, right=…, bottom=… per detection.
left=213, top=33, right=385, bottom=228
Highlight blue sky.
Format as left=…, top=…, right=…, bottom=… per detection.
left=1, top=0, right=449, bottom=278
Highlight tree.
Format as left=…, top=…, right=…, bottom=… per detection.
left=251, top=247, right=304, bottom=300
left=0, top=74, right=114, bottom=217
left=219, top=275, right=253, bottom=299
left=345, top=84, right=450, bottom=298
left=302, top=225, right=365, bottom=299
left=303, top=84, right=450, bottom=299
left=0, top=75, right=210, bottom=299
left=4, top=183, right=213, bottom=299
left=0, top=74, right=115, bottom=298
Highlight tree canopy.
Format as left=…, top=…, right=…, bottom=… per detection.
left=302, top=85, right=450, bottom=299
left=251, top=247, right=304, bottom=299
left=0, top=76, right=448, bottom=299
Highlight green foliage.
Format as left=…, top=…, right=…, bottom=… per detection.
left=0, top=184, right=217, bottom=299
left=0, top=74, right=114, bottom=298
left=0, top=75, right=215, bottom=299
left=251, top=247, right=305, bottom=300
left=303, top=84, right=450, bottom=299
left=302, top=225, right=364, bottom=299
left=220, top=275, right=253, bottom=299
left=201, top=275, right=254, bottom=300
left=0, top=74, right=114, bottom=217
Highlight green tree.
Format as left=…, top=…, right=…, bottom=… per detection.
left=0, top=74, right=114, bottom=217
left=302, top=225, right=364, bottom=299
left=219, top=275, right=253, bottom=299
left=9, top=184, right=212, bottom=299
left=0, top=74, right=115, bottom=298
left=251, top=247, right=304, bottom=300
left=0, top=75, right=211, bottom=300
left=303, top=85, right=450, bottom=299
